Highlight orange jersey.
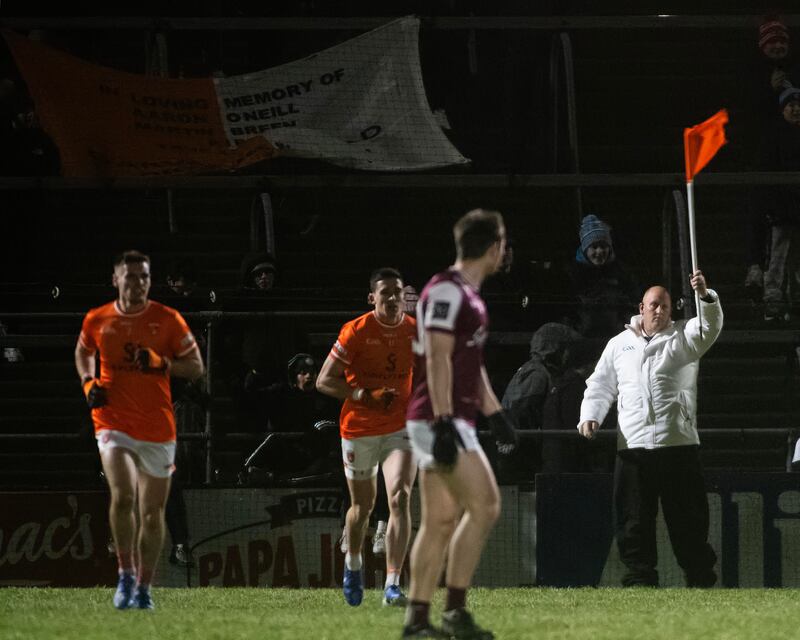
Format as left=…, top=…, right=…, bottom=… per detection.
left=331, top=311, right=416, bottom=439
left=79, top=300, right=197, bottom=443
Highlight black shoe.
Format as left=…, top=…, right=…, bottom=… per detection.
left=401, top=623, right=448, bottom=638
left=441, top=608, right=494, bottom=640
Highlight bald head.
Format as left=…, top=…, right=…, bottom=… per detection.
left=640, top=286, right=672, bottom=335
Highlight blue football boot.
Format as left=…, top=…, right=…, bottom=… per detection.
left=342, top=568, right=363, bottom=606
left=113, top=572, right=136, bottom=610
left=133, top=585, right=155, bottom=610
left=383, top=584, right=408, bottom=607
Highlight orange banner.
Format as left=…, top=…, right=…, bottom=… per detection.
left=3, top=30, right=274, bottom=176
left=683, top=109, right=728, bottom=182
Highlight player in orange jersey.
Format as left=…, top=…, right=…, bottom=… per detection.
left=74, top=250, right=204, bottom=610
left=317, top=267, right=417, bottom=608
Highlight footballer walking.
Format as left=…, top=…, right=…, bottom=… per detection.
left=75, top=250, right=204, bottom=609
left=317, top=267, right=417, bottom=607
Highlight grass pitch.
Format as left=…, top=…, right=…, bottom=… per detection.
left=1, top=586, right=799, bottom=640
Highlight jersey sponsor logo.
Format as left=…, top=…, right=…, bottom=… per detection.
left=118, top=320, right=133, bottom=336
left=432, top=301, right=450, bottom=319
left=148, top=322, right=160, bottom=335
left=623, top=345, right=636, bottom=352
left=99, top=324, right=117, bottom=335
left=366, top=338, right=381, bottom=345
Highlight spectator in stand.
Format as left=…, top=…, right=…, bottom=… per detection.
left=221, top=252, right=289, bottom=436
left=500, top=322, right=582, bottom=480
left=502, top=322, right=582, bottom=431
left=566, top=214, right=640, bottom=340
left=166, top=258, right=199, bottom=298
left=758, top=87, right=800, bottom=322
left=242, top=352, right=340, bottom=482
left=240, top=252, right=277, bottom=292
left=743, top=17, right=799, bottom=295
left=540, top=338, right=613, bottom=473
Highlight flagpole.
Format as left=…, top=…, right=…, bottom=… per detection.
left=685, top=179, right=703, bottom=337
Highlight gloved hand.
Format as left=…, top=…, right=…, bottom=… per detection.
left=432, top=415, right=464, bottom=467
left=82, top=378, right=108, bottom=408
left=352, top=387, right=396, bottom=410
left=487, top=410, right=518, bottom=455
left=134, top=347, right=170, bottom=373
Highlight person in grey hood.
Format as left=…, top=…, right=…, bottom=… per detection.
left=578, top=270, right=722, bottom=587
left=502, top=322, right=583, bottom=430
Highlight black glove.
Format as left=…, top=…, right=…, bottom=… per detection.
left=432, top=416, right=464, bottom=467
left=82, top=378, right=108, bottom=408
left=487, top=411, right=518, bottom=455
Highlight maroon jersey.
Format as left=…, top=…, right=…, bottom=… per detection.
left=406, top=268, right=489, bottom=426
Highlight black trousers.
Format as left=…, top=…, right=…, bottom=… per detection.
left=614, top=445, right=717, bottom=587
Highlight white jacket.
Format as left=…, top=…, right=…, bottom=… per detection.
left=578, top=290, right=723, bottom=450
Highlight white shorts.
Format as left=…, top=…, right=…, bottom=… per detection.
left=96, top=429, right=176, bottom=479
left=406, top=418, right=482, bottom=470
left=341, top=429, right=413, bottom=480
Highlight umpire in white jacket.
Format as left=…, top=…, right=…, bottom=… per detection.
left=578, top=271, right=721, bottom=587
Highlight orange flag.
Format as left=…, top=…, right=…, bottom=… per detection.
left=683, top=109, right=728, bottom=182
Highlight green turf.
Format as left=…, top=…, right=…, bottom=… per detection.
left=1, top=587, right=799, bottom=640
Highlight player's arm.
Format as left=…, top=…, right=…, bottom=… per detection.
left=75, top=341, right=106, bottom=408
left=169, top=345, right=205, bottom=381
left=479, top=364, right=518, bottom=454
left=478, top=365, right=501, bottom=415
left=316, top=354, right=394, bottom=408
left=316, top=354, right=352, bottom=401
left=425, top=330, right=455, bottom=417
left=74, top=341, right=96, bottom=382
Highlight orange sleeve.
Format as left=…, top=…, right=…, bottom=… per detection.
left=167, top=309, right=197, bottom=358
left=78, top=309, right=98, bottom=352
left=331, top=321, right=359, bottom=366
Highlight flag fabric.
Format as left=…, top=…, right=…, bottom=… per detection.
left=3, top=17, right=468, bottom=176
left=683, top=109, right=728, bottom=182
left=2, top=29, right=274, bottom=177
left=215, top=17, right=469, bottom=171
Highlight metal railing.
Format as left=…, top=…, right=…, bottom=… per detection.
left=2, top=306, right=800, bottom=484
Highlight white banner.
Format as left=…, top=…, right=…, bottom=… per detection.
left=214, top=17, right=469, bottom=171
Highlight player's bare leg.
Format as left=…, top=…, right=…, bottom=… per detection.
left=133, top=472, right=171, bottom=609
left=343, top=475, right=376, bottom=606
left=100, top=447, right=139, bottom=609
left=380, top=448, right=416, bottom=605
left=404, top=468, right=459, bottom=634
left=440, top=448, right=500, bottom=639
left=444, top=449, right=500, bottom=587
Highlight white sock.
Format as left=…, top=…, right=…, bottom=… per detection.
left=385, top=571, right=400, bottom=588
left=345, top=552, right=362, bottom=571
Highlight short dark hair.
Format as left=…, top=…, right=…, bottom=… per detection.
left=453, top=209, right=504, bottom=260
left=114, top=250, right=150, bottom=268
left=369, top=267, right=403, bottom=291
